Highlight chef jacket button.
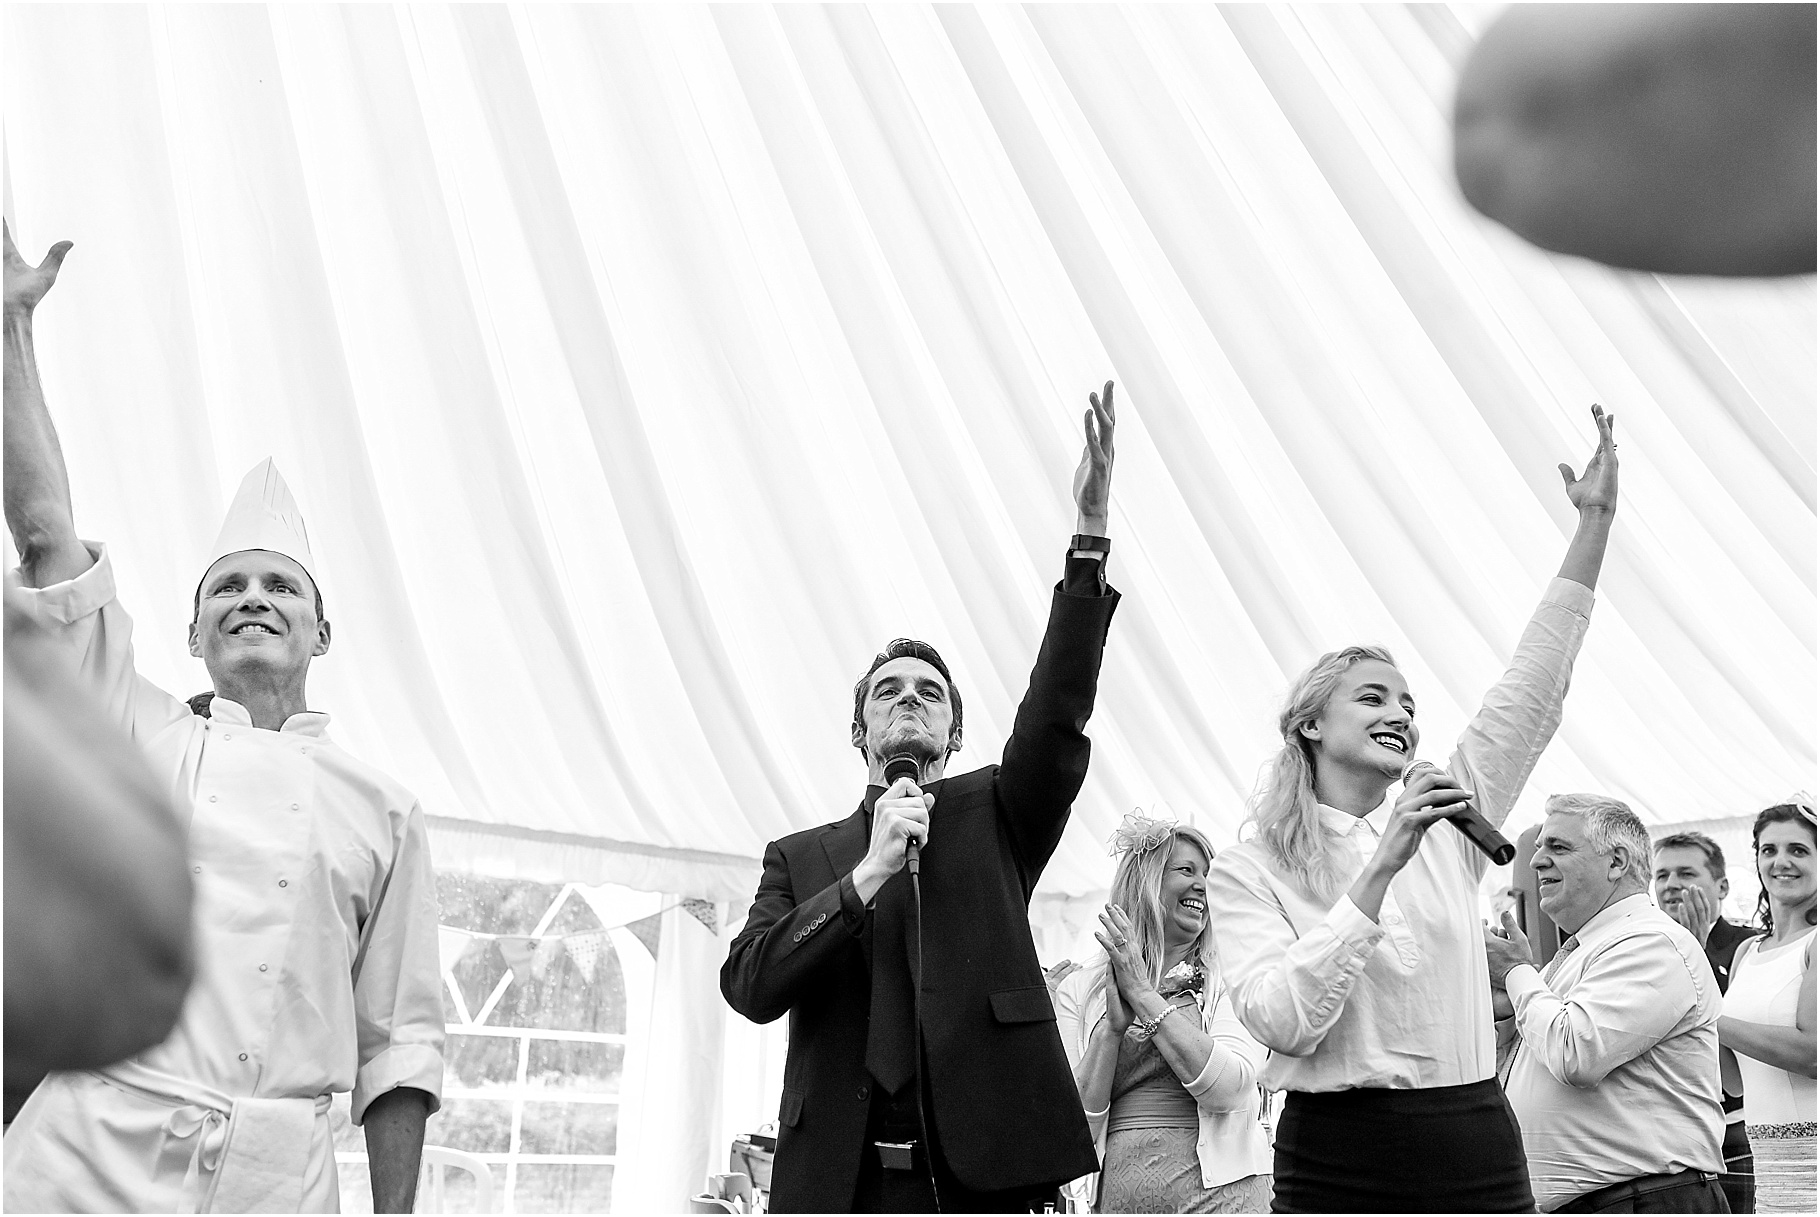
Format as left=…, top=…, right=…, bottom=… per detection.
left=222, top=732, right=231, bottom=740
left=209, top=795, right=219, bottom=802
left=278, top=879, right=289, bottom=888
left=291, top=803, right=300, bottom=810
left=258, top=964, right=268, bottom=972
left=238, top=1053, right=248, bottom=1062
left=193, top=866, right=202, bottom=874
left=856, top=1085, right=869, bottom=1101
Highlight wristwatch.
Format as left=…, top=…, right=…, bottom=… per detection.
left=1070, top=533, right=1111, bottom=560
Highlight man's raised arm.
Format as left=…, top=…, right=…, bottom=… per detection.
left=5, top=222, right=91, bottom=589
left=997, top=381, right=1120, bottom=883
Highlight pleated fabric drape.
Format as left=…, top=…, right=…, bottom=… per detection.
left=5, top=4, right=1811, bottom=904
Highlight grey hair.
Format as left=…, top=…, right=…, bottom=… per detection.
left=1547, top=793, right=1651, bottom=884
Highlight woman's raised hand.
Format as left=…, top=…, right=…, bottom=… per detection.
left=1558, top=402, right=1618, bottom=518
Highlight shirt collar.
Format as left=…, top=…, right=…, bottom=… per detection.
left=209, top=697, right=331, bottom=738
left=1571, top=891, right=1653, bottom=945
left=1317, top=798, right=1396, bottom=835
left=1316, top=802, right=1378, bottom=836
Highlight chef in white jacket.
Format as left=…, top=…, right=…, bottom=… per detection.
left=2, top=225, right=444, bottom=1213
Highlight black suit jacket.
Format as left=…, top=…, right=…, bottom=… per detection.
left=1705, top=917, right=1757, bottom=994
left=721, top=583, right=1117, bottom=1212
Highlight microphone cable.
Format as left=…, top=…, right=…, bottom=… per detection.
left=886, top=753, right=942, bottom=1212
left=910, top=853, right=941, bottom=1212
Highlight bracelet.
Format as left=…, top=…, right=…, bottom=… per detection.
left=1127, top=1001, right=1183, bottom=1043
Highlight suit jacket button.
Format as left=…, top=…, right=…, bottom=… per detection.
left=857, top=1085, right=870, bottom=1101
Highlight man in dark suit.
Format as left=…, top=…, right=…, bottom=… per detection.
left=1653, top=831, right=1759, bottom=1212
left=722, top=383, right=1119, bottom=1213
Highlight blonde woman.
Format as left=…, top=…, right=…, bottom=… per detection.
left=1054, top=816, right=1272, bottom=1212
left=1206, top=407, right=1618, bottom=1211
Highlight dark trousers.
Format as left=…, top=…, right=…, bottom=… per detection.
left=1554, top=1170, right=1730, bottom=1213
left=851, top=1081, right=1061, bottom=1213
left=1272, top=1079, right=1536, bottom=1212
left=1719, top=1120, right=1756, bottom=1213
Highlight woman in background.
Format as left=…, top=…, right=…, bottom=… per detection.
left=1720, top=798, right=1816, bottom=1192
left=1054, top=815, right=1272, bottom=1213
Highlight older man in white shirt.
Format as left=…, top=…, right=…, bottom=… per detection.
left=2, top=226, right=444, bottom=1213
left=1487, top=794, right=1726, bottom=1213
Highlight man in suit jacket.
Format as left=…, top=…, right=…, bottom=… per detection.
left=722, top=384, right=1119, bottom=1213
left=1654, top=831, right=1760, bottom=1212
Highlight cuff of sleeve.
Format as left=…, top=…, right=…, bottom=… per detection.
left=839, top=872, right=870, bottom=933
left=7, top=541, right=113, bottom=625
left=1184, top=1047, right=1229, bottom=1100
left=1061, top=549, right=1109, bottom=597
left=1504, top=962, right=1547, bottom=1008
left=1542, top=576, right=1596, bottom=616
left=352, top=1044, right=445, bottom=1125
left=1330, top=896, right=1389, bottom=944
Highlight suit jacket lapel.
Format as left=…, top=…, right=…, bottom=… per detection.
left=822, top=802, right=872, bottom=968
left=821, top=802, right=869, bottom=881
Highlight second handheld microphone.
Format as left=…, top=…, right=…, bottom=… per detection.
left=883, top=753, right=924, bottom=876
left=1402, top=760, right=1516, bottom=865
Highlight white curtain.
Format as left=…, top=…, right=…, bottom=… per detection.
left=5, top=3, right=1812, bottom=911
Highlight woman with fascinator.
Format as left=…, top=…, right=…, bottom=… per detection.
left=1205, top=406, right=1619, bottom=1211
left=1719, top=796, right=1816, bottom=1179
left=1053, top=814, right=1273, bottom=1213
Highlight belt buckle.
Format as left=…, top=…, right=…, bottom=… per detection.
left=874, top=1140, right=917, bottom=1171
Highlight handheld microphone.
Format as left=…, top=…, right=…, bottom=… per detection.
left=883, top=753, right=923, bottom=876
left=1402, top=760, right=1516, bottom=865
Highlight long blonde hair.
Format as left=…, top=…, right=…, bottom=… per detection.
left=1102, top=817, right=1219, bottom=992
left=1248, top=644, right=1397, bottom=902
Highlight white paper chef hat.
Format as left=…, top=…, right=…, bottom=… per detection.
left=207, top=459, right=318, bottom=586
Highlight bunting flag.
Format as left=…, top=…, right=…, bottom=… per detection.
left=626, top=914, right=662, bottom=960
left=496, top=937, right=537, bottom=987
left=531, top=936, right=566, bottom=982
left=438, top=926, right=480, bottom=974
left=565, top=932, right=608, bottom=983
left=434, top=897, right=707, bottom=989
left=680, top=898, right=717, bottom=933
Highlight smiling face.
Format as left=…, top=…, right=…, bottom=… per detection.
left=1756, top=820, right=1817, bottom=910
left=1531, top=810, right=1625, bottom=934
left=854, top=657, right=959, bottom=771
left=1160, top=836, right=1210, bottom=949
left=188, top=550, right=329, bottom=686
left=1653, top=844, right=1727, bottom=919
left=1301, top=659, right=1419, bottom=782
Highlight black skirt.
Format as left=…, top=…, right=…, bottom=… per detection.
left=1272, top=1078, right=1536, bottom=1213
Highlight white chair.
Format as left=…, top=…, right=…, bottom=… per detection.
left=417, top=1146, right=496, bottom=1214
left=690, top=1170, right=755, bottom=1213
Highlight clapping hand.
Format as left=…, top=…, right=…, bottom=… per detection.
left=1483, top=908, right=1533, bottom=986
left=1093, top=903, right=1145, bottom=1034
left=1663, top=884, right=1719, bottom=945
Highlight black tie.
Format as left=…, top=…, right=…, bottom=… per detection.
left=863, top=793, right=920, bottom=1095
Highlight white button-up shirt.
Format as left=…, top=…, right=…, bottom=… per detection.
left=3, top=545, right=444, bottom=1212
left=1207, top=577, right=1595, bottom=1093
left=1504, top=894, right=1724, bottom=1211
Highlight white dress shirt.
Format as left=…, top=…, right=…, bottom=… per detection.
left=1503, top=894, right=1724, bottom=1210
left=1207, top=577, right=1594, bottom=1093
left=3, top=545, right=445, bottom=1213
left=1053, top=963, right=1275, bottom=1191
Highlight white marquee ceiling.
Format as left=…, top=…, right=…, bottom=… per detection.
left=5, top=4, right=1811, bottom=901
